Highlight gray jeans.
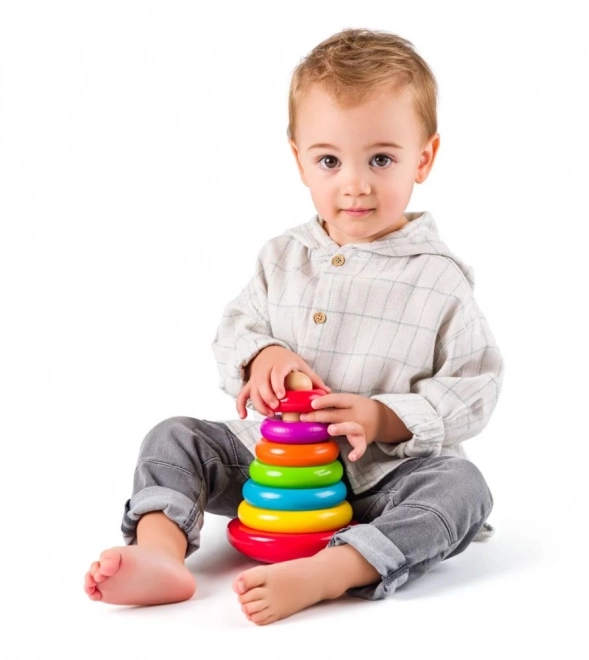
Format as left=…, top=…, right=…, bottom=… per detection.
left=122, top=417, right=493, bottom=600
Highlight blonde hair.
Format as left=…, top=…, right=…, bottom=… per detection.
left=287, top=28, right=438, bottom=145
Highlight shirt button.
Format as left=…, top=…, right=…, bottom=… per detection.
left=331, top=254, right=345, bottom=267
left=313, top=311, right=327, bottom=324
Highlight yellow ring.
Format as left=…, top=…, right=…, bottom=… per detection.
left=237, top=500, right=353, bottom=534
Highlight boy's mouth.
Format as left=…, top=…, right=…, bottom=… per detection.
left=342, top=208, right=373, bottom=217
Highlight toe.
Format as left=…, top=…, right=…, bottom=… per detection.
left=84, top=571, right=97, bottom=591
left=97, top=548, right=123, bottom=578
left=250, top=609, right=277, bottom=625
left=84, top=572, right=103, bottom=600
left=233, top=566, right=268, bottom=595
left=242, top=599, right=267, bottom=615
left=237, top=586, right=266, bottom=605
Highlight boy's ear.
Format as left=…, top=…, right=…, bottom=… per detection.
left=415, top=133, right=440, bottom=184
left=289, top=139, right=309, bottom=187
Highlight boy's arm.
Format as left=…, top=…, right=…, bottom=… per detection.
left=211, top=253, right=290, bottom=401
left=371, top=301, right=504, bottom=459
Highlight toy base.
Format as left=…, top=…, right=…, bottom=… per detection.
left=227, top=518, right=355, bottom=563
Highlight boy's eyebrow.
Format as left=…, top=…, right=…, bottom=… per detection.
left=307, top=141, right=404, bottom=151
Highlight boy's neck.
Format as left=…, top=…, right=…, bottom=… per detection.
left=321, top=214, right=409, bottom=246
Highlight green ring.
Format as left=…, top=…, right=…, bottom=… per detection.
left=249, top=459, right=343, bottom=488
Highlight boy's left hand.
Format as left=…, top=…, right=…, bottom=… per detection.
left=299, top=393, right=383, bottom=462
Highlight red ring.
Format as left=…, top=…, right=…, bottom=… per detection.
left=275, top=389, right=326, bottom=413
left=227, top=518, right=358, bottom=563
left=227, top=518, right=334, bottom=563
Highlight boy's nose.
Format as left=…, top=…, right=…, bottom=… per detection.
left=340, top=171, right=371, bottom=196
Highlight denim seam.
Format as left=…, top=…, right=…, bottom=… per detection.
left=221, top=425, right=255, bottom=479
left=399, top=457, right=429, bottom=478
left=397, top=502, right=456, bottom=545
left=181, top=499, right=202, bottom=534
left=121, top=521, right=134, bottom=535
left=357, top=493, right=388, bottom=523
left=134, top=458, right=196, bottom=479
left=391, top=458, right=431, bottom=507
left=383, top=563, right=409, bottom=586
left=356, top=458, right=428, bottom=500
left=200, top=455, right=251, bottom=482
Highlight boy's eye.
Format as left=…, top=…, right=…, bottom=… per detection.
left=370, top=154, right=393, bottom=168
left=318, top=155, right=340, bottom=169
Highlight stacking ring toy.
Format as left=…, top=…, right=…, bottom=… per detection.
left=237, top=500, right=353, bottom=533
left=227, top=518, right=336, bottom=563
left=249, top=459, right=343, bottom=488
left=255, top=438, right=339, bottom=467
left=260, top=419, right=330, bottom=444
left=275, top=389, right=326, bottom=413
left=243, top=479, right=347, bottom=511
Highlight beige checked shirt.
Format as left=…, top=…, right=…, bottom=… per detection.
left=212, top=212, right=504, bottom=494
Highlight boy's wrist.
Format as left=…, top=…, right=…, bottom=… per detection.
left=374, top=401, right=412, bottom=444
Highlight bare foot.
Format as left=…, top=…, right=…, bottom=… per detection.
left=84, top=546, right=196, bottom=605
left=232, top=554, right=343, bottom=625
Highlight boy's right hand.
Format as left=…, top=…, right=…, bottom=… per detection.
left=236, top=345, right=331, bottom=419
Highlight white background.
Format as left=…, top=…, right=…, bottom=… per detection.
left=1, top=1, right=587, bottom=658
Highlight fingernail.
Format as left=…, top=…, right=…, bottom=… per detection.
left=270, top=401, right=278, bottom=408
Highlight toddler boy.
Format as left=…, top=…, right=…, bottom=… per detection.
left=84, top=28, right=503, bottom=625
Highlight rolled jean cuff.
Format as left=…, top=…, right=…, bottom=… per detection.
left=328, top=524, right=409, bottom=600
left=121, top=486, right=202, bottom=556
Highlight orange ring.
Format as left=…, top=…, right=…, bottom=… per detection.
left=255, top=438, right=340, bottom=467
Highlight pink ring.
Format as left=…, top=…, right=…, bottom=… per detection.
left=261, top=418, right=330, bottom=444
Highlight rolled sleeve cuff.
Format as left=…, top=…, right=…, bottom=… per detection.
left=370, top=393, right=444, bottom=459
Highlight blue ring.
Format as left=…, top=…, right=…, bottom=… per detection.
left=242, top=479, right=347, bottom=511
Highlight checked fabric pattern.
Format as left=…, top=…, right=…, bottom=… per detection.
left=212, top=212, right=503, bottom=494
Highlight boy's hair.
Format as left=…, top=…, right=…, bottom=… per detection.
left=287, top=28, right=438, bottom=145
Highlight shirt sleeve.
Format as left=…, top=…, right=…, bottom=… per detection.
left=371, top=298, right=504, bottom=459
left=211, top=252, right=291, bottom=400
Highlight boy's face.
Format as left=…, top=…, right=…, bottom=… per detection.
left=290, top=85, right=440, bottom=245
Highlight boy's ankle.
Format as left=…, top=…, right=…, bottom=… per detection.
left=314, top=544, right=380, bottom=598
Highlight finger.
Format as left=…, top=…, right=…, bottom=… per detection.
left=270, top=366, right=291, bottom=401
left=299, top=408, right=342, bottom=424
left=310, top=393, right=350, bottom=410
left=250, top=387, right=275, bottom=417
left=327, top=420, right=364, bottom=439
left=346, top=433, right=368, bottom=462
left=236, top=384, right=251, bottom=419
left=319, top=379, right=332, bottom=393
left=305, top=367, right=332, bottom=393
left=258, top=378, right=279, bottom=411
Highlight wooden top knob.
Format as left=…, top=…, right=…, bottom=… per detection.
left=285, top=372, right=313, bottom=391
